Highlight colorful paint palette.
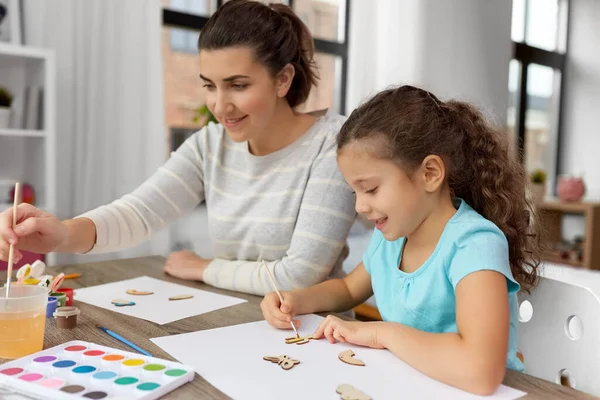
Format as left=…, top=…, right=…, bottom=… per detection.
left=0, top=340, right=194, bottom=399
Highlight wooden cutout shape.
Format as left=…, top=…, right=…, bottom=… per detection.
left=285, top=335, right=313, bottom=345
left=263, top=355, right=300, bottom=370
left=111, top=299, right=136, bottom=307
left=169, top=294, right=194, bottom=301
left=126, top=289, right=153, bottom=295
left=338, top=350, right=365, bottom=366
left=336, top=384, right=371, bottom=400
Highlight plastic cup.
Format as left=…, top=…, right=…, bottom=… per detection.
left=0, top=285, right=48, bottom=359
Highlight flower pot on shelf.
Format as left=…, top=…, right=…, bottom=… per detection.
left=530, top=183, right=546, bottom=204
left=557, top=176, right=585, bottom=202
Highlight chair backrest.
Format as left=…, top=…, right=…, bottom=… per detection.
left=518, top=276, right=600, bottom=396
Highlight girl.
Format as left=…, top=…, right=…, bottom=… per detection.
left=0, top=0, right=356, bottom=296
left=260, top=85, right=542, bottom=395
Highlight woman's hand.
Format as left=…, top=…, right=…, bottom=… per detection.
left=163, top=250, right=211, bottom=281
left=312, top=315, right=385, bottom=349
left=0, top=204, right=68, bottom=262
left=260, top=291, right=302, bottom=330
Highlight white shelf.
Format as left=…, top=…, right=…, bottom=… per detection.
left=0, top=42, right=51, bottom=62
left=0, top=43, right=56, bottom=265
left=0, top=129, right=45, bottom=138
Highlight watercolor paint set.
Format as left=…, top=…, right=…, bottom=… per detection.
left=0, top=340, right=194, bottom=399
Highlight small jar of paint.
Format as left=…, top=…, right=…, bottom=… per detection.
left=46, top=296, right=58, bottom=318
left=56, top=288, right=74, bottom=306
left=53, top=306, right=80, bottom=329
left=49, top=292, right=67, bottom=307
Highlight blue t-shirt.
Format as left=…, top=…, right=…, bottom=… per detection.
left=362, top=198, right=524, bottom=372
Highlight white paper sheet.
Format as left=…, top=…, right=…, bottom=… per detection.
left=74, top=276, right=247, bottom=324
left=151, top=314, right=527, bottom=400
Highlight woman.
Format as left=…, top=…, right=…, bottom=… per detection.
left=0, top=0, right=356, bottom=295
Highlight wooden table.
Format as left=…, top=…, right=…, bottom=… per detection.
left=0, top=256, right=595, bottom=399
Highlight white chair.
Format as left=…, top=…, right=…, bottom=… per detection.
left=518, top=276, right=600, bottom=396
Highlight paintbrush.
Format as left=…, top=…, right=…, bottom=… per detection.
left=260, top=260, right=300, bottom=338
left=5, top=182, right=20, bottom=297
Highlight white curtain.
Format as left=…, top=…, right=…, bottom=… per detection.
left=22, top=0, right=169, bottom=265
left=347, top=0, right=512, bottom=122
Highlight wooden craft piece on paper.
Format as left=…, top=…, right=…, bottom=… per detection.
left=111, top=299, right=136, bottom=307
left=285, top=335, right=313, bottom=345
left=126, top=289, right=154, bottom=295
left=169, top=294, right=194, bottom=301
left=338, top=350, right=365, bottom=366
left=263, top=355, right=300, bottom=370
left=336, top=384, right=371, bottom=400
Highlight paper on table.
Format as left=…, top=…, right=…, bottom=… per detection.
left=74, top=276, right=247, bottom=324
left=151, top=314, right=527, bottom=400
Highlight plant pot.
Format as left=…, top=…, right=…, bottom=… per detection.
left=0, top=106, right=10, bottom=129
left=530, top=183, right=546, bottom=204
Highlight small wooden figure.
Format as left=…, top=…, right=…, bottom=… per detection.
left=336, top=384, right=371, bottom=400
left=111, top=299, right=136, bottom=307
left=169, top=294, right=194, bottom=301
left=338, top=350, right=365, bottom=366
left=263, top=355, right=300, bottom=370
left=126, top=289, right=153, bottom=295
left=285, top=335, right=313, bottom=345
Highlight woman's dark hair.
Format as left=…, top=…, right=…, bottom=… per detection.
left=337, top=85, right=542, bottom=292
left=198, top=0, right=318, bottom=108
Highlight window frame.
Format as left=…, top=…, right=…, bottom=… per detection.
left=162, top=0, right=351, bottom=114
left=511, top=0, right=570, bottom=193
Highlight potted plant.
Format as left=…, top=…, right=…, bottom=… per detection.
left=0, top=87, right=12, bottom=129
left=192, top=104, right=217, bottom=126
left=529, top=169, right=547, bottom=204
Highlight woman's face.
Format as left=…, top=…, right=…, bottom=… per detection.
left=199, top=47, right=288, bottom=143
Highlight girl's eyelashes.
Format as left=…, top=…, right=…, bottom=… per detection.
left=350, top=187, right=378, bottom=195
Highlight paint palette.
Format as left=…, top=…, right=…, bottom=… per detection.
left=0, top=340, right=194, bottom=399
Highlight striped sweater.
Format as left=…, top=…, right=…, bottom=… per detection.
left=79, top=111, right=357, bottom=295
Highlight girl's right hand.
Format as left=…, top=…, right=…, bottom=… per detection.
left=0, top=203, right=68, bottom=262
left=260, top=291, right=302, bottom=330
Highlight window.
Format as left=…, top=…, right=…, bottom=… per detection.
left=162, top=0, right=350, bottom=151
left=509, top=0, right=569, bottom=194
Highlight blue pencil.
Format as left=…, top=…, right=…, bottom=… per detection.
left=96, top=325, right=152, bottom=357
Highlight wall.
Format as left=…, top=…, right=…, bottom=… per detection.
left=561, top=0, right=600, bottom=196
left=559, top=0, right=600, bottom=239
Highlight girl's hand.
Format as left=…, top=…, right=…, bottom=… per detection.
left=312, top=315, right=385, bottom=349
left=260, top=291, right=302, bottom=330
left=163, top=250, right=211, bottom=281
left=0, top=203, right=68, bottom=262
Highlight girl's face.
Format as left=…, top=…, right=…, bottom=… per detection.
left=337, top=144, right=432, bottom=241
left=199, top=47, right=289, bottom=143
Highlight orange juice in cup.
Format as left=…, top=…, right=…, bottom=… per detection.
left=0, top=285, right=48, bottom=359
